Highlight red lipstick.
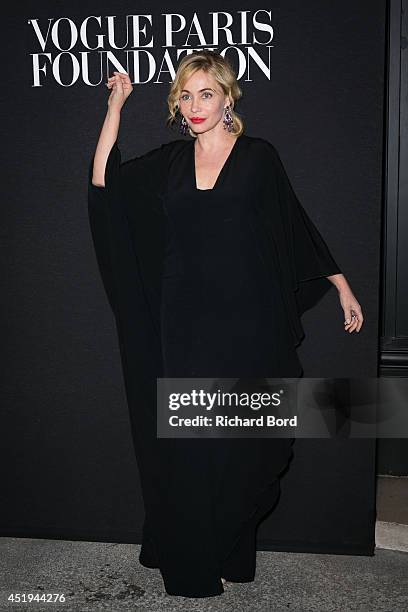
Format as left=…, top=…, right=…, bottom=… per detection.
left=191, top=117, right=206, bottom=124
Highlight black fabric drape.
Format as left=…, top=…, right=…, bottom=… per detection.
left=248, top=139, right=341, bottom=347
left=88, top=137, right=341, bottom=354
left=87, top=134, right=342, bottom=597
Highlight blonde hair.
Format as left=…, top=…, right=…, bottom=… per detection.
left=166, top=50, right=244, bottom=138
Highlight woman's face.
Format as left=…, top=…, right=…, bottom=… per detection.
left=178, top=69, right=230, bottom=135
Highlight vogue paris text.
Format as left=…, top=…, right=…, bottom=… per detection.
left=27, top=10, right=277, bottom=86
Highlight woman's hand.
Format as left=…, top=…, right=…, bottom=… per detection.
left=339, top=289, right=364, bottom=333
left=106, top=71, right=133, bottom=112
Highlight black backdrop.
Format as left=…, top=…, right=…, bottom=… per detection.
left=2, top=1, right=384, bottom=555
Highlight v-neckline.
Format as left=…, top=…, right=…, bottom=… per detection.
left=191, top=136, right=241, bottom=192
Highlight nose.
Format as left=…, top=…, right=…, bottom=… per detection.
left=190, top=96, right=202, bottom=114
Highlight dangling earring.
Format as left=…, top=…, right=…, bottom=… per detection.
left=223, top=105, right=234, bottom=132
left=179, top=114, right=189, bottom=136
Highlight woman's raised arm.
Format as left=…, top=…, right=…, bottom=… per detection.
left=91, top=71, right=133, bottom=187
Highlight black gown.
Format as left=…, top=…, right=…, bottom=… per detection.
left=87, top=133, right=341, bottom=597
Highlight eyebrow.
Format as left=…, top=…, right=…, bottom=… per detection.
left=181, top=88, right=216, bottom=93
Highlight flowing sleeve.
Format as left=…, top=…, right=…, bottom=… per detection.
left=87, top=141, right=122, bottom=317
left=253, top=139, right=343, bottom=346
left=270, top=144, right=342, bottom=317
left=87, top=140, right=167, bottom=340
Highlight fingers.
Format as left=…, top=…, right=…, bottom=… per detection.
left=351, top=305, right=364, bottom=332
left=107, top=71, right=130, bottom=83
left=355, top=309, right=364, bottom=332
left=346, top=316, right=358, bottom=333
left=344, top=307, right=353, bottom=330
left=106, top=75, right=124, bottom=92
left=344, top=313, right=357, bottom=332
left=344, top=307, right=364, bottom=333
left=106, top=72, right=132, bottom=90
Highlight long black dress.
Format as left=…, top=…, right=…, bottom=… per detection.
left=87, top=133, right=341, bottom=597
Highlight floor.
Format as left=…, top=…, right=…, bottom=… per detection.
left=0, top=475, right=406, bottom=611
left=0, top=536, right=407, bottom=611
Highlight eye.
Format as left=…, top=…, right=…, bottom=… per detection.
left=180, top=94, right=190, bottom=101
left=202, top=91, right=212, bottom=99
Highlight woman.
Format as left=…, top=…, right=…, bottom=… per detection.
left=88, top=50, right=363, bottom=598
